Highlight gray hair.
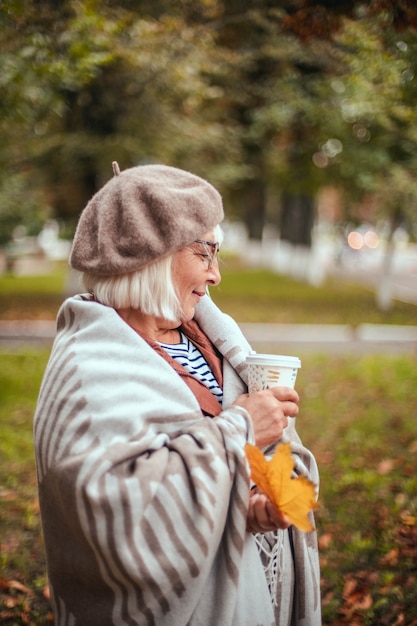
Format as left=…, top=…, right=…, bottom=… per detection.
left=82, top=225, right=223, bottom=322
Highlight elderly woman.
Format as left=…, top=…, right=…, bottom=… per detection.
left=34, top=163, right=320, bottom=626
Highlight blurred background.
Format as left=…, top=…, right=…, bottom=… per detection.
left=1, top=0, right=416, bottom=313
left=1, top=3, right=417, bottom=624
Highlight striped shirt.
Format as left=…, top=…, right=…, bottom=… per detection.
left=159, top=331, right=223, bottom=405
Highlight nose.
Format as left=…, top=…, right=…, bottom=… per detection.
left=207, top=260, right=221, bottom=286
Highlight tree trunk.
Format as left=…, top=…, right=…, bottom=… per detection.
left=376, top=237, right=395, bottom=311
left=242, top=178, right=267, bottom=240
left=376, top=208, right=403, bottom=311
left=279, top=193, right=315, bottom=247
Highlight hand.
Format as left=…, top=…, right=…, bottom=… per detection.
left=246, top=488, right=291, bottom=533
left=233, top=386, right=299, bottom=448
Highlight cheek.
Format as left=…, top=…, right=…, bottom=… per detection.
left=171, top=256, right=193, bottom=296
left=173, top=251, right=198, bottom=279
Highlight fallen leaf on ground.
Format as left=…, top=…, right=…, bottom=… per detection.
left=377, top=458, right=396, bottom=475
left=43, top=584, right=50, bottom=601
left=318, top=532, right=333, bottom=550
left=0, top=578, right=32, bottom=595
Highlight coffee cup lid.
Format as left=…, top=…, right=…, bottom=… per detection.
left=246, top=353, right=301, bottom=368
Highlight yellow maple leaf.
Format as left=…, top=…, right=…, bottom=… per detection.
left=245, top=442, right=318, bottom=532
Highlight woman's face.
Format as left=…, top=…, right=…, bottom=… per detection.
left=172, top=230, right=221, bottom=322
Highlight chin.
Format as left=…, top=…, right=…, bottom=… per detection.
left=180, top=307, right=195, bottom=322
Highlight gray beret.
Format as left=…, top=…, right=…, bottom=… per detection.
left=69, top=163, right=224, bottom=275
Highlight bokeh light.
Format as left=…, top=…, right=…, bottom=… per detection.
left=347, top=229, right=380, bottom=250
left=347, top=231, right=364, bottom=250
left=364, top=230, right=379, bottom=248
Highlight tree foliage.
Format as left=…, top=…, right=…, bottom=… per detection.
left=0, top=0, right=416, bottom=244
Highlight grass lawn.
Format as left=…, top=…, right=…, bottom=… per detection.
left=1, top=351, right=416, bottom=624
left=211, top=260, right=417, bottom=325
left=0, top=260, right=416, bottom=325
left=0, top=351, right=52, bottom=624
left=0, top=264, right=416, bottom=624
left=298, top=354, right=417, bottom=625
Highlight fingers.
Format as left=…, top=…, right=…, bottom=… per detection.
left=233, top=386, right=300, bottom=448
left=264, top=499, right=290, bottom=528
left=268, top=387, right=299, bottom=416
left=234, top=386, right=299, bottom=418
left=246, top=491, right=291, bottom=533
left=269, top=386, right=299, bottom=404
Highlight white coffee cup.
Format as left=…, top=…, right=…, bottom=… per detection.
left=246, top=353, right=301, bottom=393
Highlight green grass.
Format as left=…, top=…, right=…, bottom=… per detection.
left=0, top=265, right=416, bottom=623
left=0, top=265, right=68, bottom=321
left=0, top=268, right=67, bottom=296
left=296, top=354, right=417, bottom=624
left=0, top=351, right=52, bottom=624
left=0, top=262, right=416, bottom=325
left=212, top=261, right=417, bottom=325
left=1, top=350, right=417, bottom=624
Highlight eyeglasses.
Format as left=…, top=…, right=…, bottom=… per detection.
left=194, top=239, right=220, bottom=270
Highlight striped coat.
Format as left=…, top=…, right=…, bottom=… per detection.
left=34, top=294, right=320, bottom=625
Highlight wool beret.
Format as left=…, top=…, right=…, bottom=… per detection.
left=69, top=163, right=224, bottom=275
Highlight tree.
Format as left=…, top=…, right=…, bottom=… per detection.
left=200, top=2, right=341, bottom=240
left=209, top=1, right=417, bottom=305
left=1, top=0, right=416, bottom=298
left=0, top=1, right=122, bottom=240
left=0, top=0, right=230, bottom=237
left=311, top=11, right=417, bottom=307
